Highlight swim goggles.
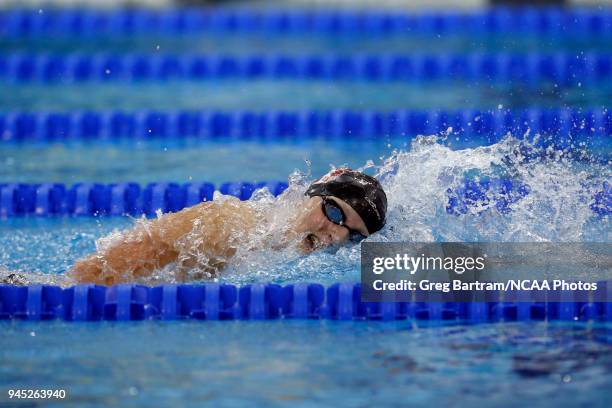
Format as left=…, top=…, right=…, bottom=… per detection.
left=321, top=197, right=367, bottom=243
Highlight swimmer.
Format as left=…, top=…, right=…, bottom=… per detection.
left=66, top=168, right=387, bottom=285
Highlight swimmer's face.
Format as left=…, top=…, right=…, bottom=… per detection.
left=294, top=196, right=369, bottom=253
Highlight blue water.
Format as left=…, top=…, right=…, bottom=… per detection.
left=2, top=81, right=608, bottom=111
left=0, top=138, right=403, bottom=184
left=1, top=33, right=610, bottom=54
left=0, top=218, right=127, bottom=277
left=1, top=321, right=610, bottom=408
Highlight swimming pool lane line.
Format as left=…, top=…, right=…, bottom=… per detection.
left=1, top=7, right=610, bottom=37
left=1, top=52, right=609, bottom=84
left=1, top=108, right=610, bottom=142
left=0, top=282, right=610, bottom=322
left=0, top=179, right=609, bottom=217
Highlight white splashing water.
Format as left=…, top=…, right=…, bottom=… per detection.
left=214, top=134, right=610, bottom=285
left=375, top=134, right=609, bottom=243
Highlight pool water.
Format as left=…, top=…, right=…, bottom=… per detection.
left=1, top=321, right=610, bottom=408
left=0, top=139, right=391, bottom=184
left=2, top=81, right=609, bottom=111
left=2, top=32, right=611, bottom=54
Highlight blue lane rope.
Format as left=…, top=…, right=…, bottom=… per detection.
left=0, top=52, right=609, bottom=84
left=1, top=108, right=610, bottom=142
left=0, top=181, right=286, bottom=217
left=0, top=8, right=610, bottom=37
left=0, top=282, right=610, bottom=322
left=0, top=180, right=609, bottom=218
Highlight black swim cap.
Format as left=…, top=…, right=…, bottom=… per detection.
left=305, top=168, right=387, bottom=234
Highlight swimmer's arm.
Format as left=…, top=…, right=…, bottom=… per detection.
left=70, top=202, right=211, bottom=285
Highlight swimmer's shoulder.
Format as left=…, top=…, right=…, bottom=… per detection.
left=165, top=196, right=256, bottom=225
